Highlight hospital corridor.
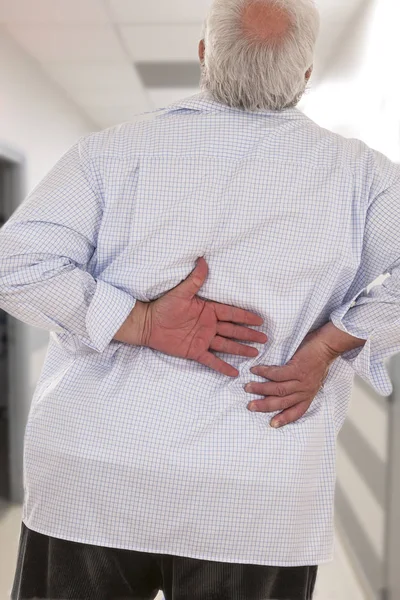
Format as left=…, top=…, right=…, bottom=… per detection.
left=1, top=1, right=400, bottom=599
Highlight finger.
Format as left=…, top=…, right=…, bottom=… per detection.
left=216, top=322, right=268, bottom=344
left=245, top=380, right=301, bottom=398
left=250, top=364, right=300, bottom=382
left=247, top=393, right=308, bottom=413
left=210, top=336, right=260, bottom=358
left=213, top=303, right=264, bottom=326
left=196, top=351, right=239, bottom=378
left=175, top=257, right=208, bottom=298
left=269, top=400, right=312, bottom=428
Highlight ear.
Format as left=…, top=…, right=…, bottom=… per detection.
left=305, top=66, right=313, bottom=81
left=199, top=39, right=205, bottom=63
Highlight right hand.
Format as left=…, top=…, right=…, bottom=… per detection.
left=244, top=329, right=336, bottom=426
left=142, top=257, right=268, bottom=377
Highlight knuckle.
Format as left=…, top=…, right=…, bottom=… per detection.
left=220, top=338, right=229, bottom=352
left=218, top=323, right=232, bottom=336
left=233, top=324, right=241, bottom=338
left=282, top=398, right=293, bottom=410
left=276, top=385, right=286, bottom=398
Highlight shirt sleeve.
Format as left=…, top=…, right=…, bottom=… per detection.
left=329, top=157, right=400, bottom=397
left=0, top=136, right=137, bottom=353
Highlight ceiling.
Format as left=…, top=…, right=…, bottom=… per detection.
left=0, top=0, right=368, bottom=130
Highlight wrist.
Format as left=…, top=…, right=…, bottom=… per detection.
left=113, top=300, right=151, bottom=346
left=315, top=321, right=367, bottom=358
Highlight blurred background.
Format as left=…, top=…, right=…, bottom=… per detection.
left=1, top=1, right=400, bottom=599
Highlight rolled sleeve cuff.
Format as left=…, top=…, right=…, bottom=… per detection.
left=330, top=304, right=393, bottom=397
left=86, top=279, right=137, bottom=353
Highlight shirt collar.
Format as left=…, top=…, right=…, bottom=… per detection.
left=163, top=91, right=231, bottom=114
left=162, top=90, right=307, bottom=120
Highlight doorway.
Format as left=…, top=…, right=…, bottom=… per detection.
left=0, top=158, right=12, bottom=500
left=0, top=149, right=24, bottom=505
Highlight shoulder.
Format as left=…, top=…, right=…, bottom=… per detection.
left=303, top=115, right=400, bottom=192
left=342, top=139, right=400, bottom=196
left=77, top=110, right=167, bottom=163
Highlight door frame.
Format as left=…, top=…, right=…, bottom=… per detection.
left=0, top=142, right=27, bottom=504
left=384, top=355, right=400, bottom=600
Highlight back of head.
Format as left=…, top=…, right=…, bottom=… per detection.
left=200, top=0, right=320, bottom=111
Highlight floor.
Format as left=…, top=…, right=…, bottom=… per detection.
left=0, top=500, right=366, bottom=600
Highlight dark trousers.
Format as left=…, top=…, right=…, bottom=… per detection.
left=11, top=522, right=318, bottom=600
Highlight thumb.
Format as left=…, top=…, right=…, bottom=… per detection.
left=176, top=257, right=208, bottom=298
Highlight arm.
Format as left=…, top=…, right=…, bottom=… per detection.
left=0, top=138, right=136, bottom=353
left=320, top=159, right=400, bottom=396
left=314, top=321, right=367, bottom=357
left=244, top=151, right=400, bottom=425
left=0, top=146, right=266, bottom=376
left=114, top=301, right=148, bottom=346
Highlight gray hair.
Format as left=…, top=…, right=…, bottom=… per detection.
left=200, top=0, right=320, bottom=111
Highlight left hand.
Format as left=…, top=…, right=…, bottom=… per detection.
left=244, top=329, right=340, bottom=428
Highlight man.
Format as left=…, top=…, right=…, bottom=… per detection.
left=1, top=0, right=399, bottom=598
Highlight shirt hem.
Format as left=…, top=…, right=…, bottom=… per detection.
left=21, top=517, right=334, bottom=568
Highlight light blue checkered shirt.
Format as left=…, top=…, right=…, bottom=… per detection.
left=1, top=91, right=400, bottom=566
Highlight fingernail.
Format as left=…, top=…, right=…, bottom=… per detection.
left=270, top=420, right=281, bottom=428
left=248, top=403, right=257, bottom=412
left=250, top=367, right=257, bottom=374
